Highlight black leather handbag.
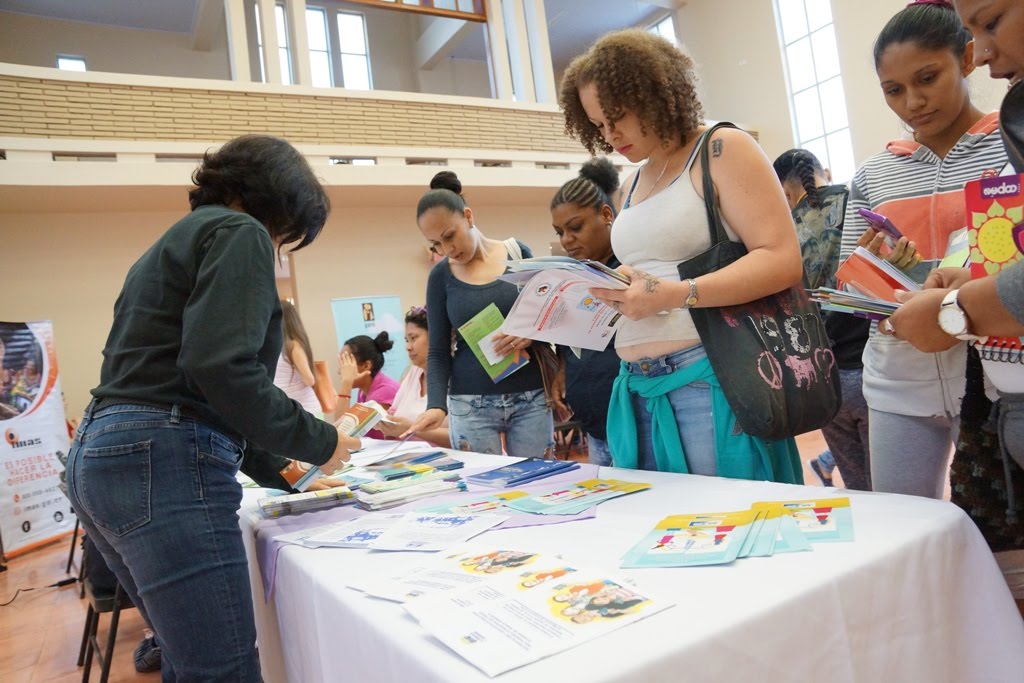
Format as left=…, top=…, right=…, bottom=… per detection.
left=676, top=122, right=841, bottom=440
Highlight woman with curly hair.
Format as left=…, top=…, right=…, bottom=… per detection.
left=560, top=29, right=804, bottom=482
left=64, top=135, right=357, bottom=680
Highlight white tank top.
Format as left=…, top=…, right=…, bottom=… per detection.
left=273, top=350, right=322, bottom=415
left=611, top=135, right=739, bottom=350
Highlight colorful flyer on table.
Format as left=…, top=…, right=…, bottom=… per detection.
left=504, top=478, right=651, bottom=515
left=753, top=497, right=854, bottom=543
left=418, top=491, right=530, bottom=515
left=621, top=511, right=757, bottom=568
left=457, top=303, right=530, bottom=383
left=404, top=568, right=672, bottom=677
left=354, top=546, right=558, bottom=602
left=302, top=512, right=406, bottom=548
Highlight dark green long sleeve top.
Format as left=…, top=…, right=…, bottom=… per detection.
left=92, top=205, right=337, bottom=466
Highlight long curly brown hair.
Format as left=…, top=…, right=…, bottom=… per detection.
left=559, top=29, right=704, bottom=155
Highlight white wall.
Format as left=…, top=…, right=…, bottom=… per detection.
left=1, top=196, right=559, bottom=418
left=0, top=11, right=231, bottom=80
left=677, top=0, right=1010, bottom=165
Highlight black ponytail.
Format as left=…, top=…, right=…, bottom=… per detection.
left=344, top=332, right=394, bottom=377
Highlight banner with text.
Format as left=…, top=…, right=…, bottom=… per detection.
left=0, top=321, right=73, bottom=557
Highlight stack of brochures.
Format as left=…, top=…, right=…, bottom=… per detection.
left=365, top=450, right=465, bottom=481
left=811, top=247, right=921, bottom=320
left=810, top=288, right=900, bottom=321
left=355, top=471, right=467, bottom=511
left=258, top=486, right=355, bottom=518
left=502, top=478, right=651, bottom=515
left=620, top=497, right=853, bottom=568
left=465, top=458, right=580, bottom=488
left=278, top=400, right=389, bottom=491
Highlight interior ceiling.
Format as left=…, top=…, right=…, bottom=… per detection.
left=0, top=0, right=665, bottom=69
left=449, top=0, right=664, bottom=71
left=0, top=0, right=200, bottom=34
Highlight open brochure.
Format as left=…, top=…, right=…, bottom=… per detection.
left=404, top=563, right=671, bottom=677
left=458, top=303, right=530, bottom=383
left=501, top=269, right=626, bottom=351
left=500, top=256, right=631, bottom=288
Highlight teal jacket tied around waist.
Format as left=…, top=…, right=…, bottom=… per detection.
left=607, top=356, right=803, bottom=484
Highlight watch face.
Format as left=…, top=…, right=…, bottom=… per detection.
left=938, top=306, right=967, bottom=336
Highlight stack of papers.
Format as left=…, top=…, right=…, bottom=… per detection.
left=620, top=497, right=853, bottom=568
left=503, top=478, right=651, bottom=515
left=365, top=450, right=464, bottom=480
left=810, top=288, right=900, bottom=321
left=464, top=458, right=580, bottom=488
left=835, top=247, right=920, bottom=302
left=257, top=486, right=355, bottom=518
left=355, top=471, right=467, bottom=510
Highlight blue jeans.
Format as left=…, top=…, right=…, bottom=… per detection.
left=624, top=345, right=716, bottom=475
left=65, top=402, right=260, bottom=683
left=587, top=434, right=613, bottom=466
left=448, top=389, right=554, bottom=458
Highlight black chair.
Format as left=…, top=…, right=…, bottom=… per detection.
left=553, top=418, right=585, bottom=460
left=77, top=575, right=135, bottom=683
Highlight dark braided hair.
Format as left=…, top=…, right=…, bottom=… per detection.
left=873, top=1, right=970, bottom=69
left=550, top=157, right=620, bottom=214
left=344, top=331, right=394, bottom=377
left=773, top=149, right=826, bottom=209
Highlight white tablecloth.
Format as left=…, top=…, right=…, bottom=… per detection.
left=238, top=455, right=1024, bottom=682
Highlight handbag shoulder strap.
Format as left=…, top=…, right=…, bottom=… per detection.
left=503, top=237, right=523, bottom=260
left=697, top=122, right=740, bottom=247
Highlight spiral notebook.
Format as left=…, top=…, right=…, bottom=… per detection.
left=964, top=175, right=1024, bottom=363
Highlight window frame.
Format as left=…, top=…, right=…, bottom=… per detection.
left=773, top=0, right=856, bottom=183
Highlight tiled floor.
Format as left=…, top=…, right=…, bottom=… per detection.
left=0, top=429, right=891, bottom=682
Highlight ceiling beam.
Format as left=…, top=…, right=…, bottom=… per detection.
left=416, top=16, right=477, bottom=71
left=192, top=0, right=223, bottom=51
left=645, top=0, right=686, bottom=9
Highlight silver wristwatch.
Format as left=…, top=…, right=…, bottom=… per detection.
left=937, top=289, right=987, bottom=342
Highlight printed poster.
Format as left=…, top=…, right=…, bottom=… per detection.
left=0, top=321, right=74, bottom=557
left=330, top=295, right=408, bottom=388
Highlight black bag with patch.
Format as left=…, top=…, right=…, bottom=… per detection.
left=675, top=122, right=841, bottom=440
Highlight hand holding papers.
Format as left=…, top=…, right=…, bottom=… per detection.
left=813, top=247, right=922, bottom=320
left=499, top=258, right=628, bottom=351
left=458, top=303, right=530, bottom=382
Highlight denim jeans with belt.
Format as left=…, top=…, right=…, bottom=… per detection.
left=65, top=401, right=260, bottom=683
left=448, top=388, right=554, bottom=457
left=623, top=345, right=716, bottom=475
